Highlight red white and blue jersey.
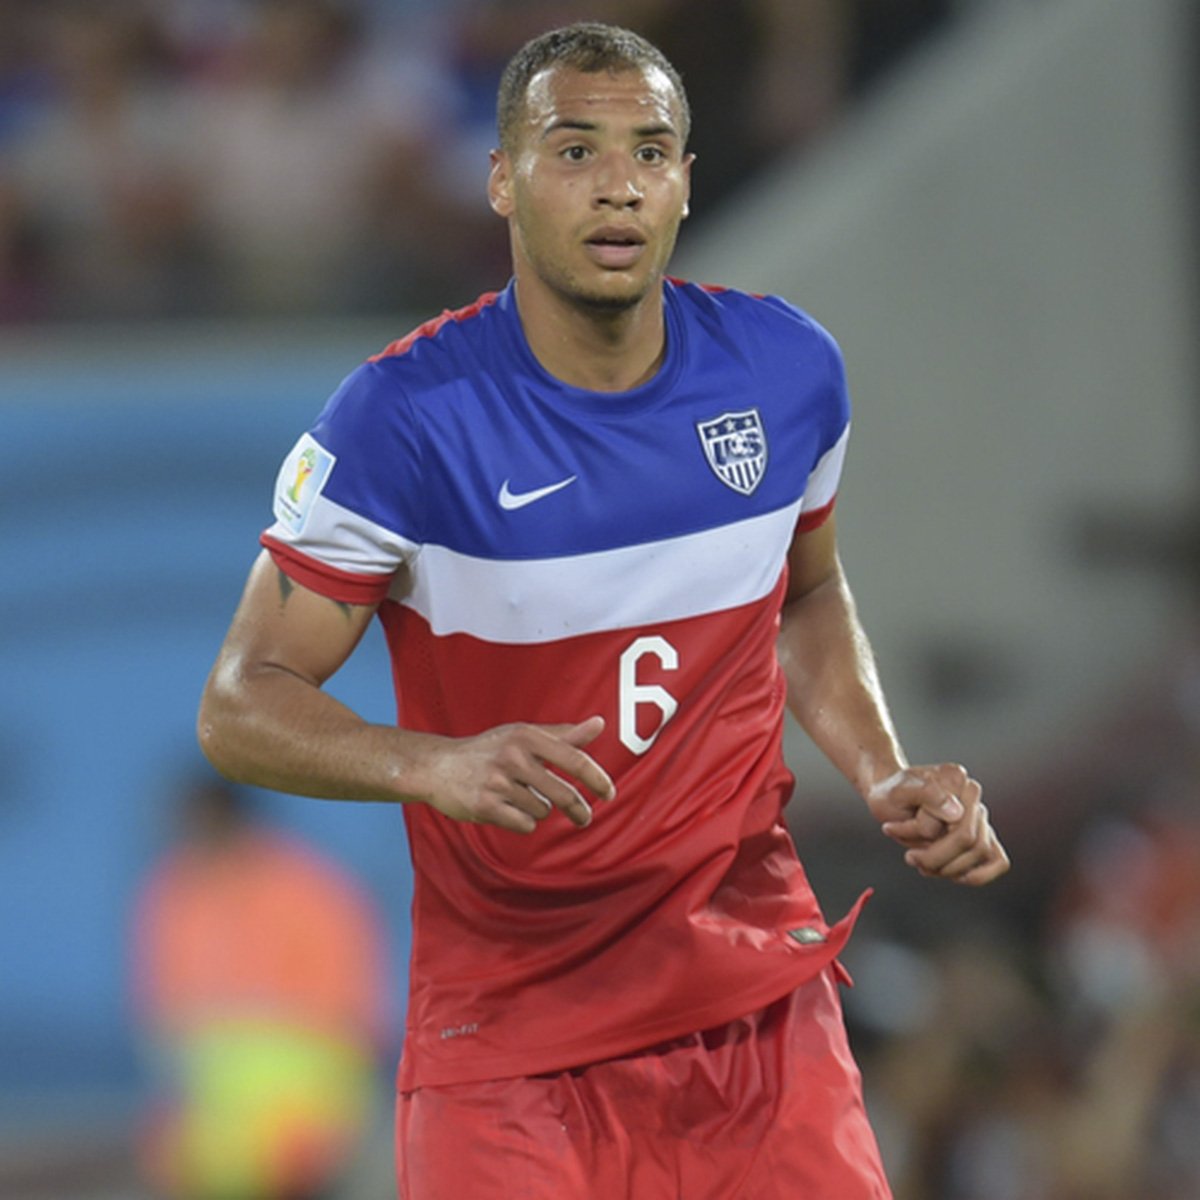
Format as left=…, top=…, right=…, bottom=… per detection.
left=262, top=278, right=862, bottom=1090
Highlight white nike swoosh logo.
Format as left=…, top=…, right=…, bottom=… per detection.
left=498, top=475, right=577, bottom=510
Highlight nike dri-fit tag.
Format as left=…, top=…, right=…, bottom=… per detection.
left=498, top=476, right=577, bottom=510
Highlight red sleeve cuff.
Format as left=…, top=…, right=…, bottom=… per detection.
left=261, top=534, right=395, bottom=607
left=796, top=495, right=836, bottom=534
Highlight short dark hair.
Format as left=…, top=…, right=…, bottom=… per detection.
left=496, top=22, right=690, bottom=153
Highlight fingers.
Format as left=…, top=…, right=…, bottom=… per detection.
left=871, top=763, right=1010, bottom=886
left=867, top=763, right=968, bottom=825
left=440, top=717, right=614, bottom=834
left=485, top=798, right=541, bottom=836
left=903, top=805, right=1011, bottom=886
left=917, top=762, right=969, bottom=822
left=957, top=842, right=1012, bottom=886
left=540, top=718, right=616, bottom=802
left=516, top=756, right=595, bottom=829
left=880, top=807, right=949, bottom=846
left=457, top=774, right=582, bottom=836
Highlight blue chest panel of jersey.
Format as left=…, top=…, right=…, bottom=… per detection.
left=310, top=281, right=849, bottom=561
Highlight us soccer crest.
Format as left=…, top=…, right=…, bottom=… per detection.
left=696, top=409, right=767, bottom=495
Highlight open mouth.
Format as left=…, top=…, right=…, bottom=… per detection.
left=585, top=229, right=646, bottom=268
left=586, top=227, right=645, bottom=247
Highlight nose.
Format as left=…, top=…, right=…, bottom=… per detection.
left=593, top=151, right=643, bottom=209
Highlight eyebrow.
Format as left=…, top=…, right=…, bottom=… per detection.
left=541, top=119, right=680, bottom=141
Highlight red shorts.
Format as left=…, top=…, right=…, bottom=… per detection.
left=395, top=967, right=891, bottom=1199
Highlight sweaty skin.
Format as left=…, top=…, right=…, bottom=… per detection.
left=487, top=64, right=693, bottom=392
left=199, top=61, right=1008, bottom=884
left=779, top=517, right=1008, bottom=885
left=199, top=553, right=614, bottom=835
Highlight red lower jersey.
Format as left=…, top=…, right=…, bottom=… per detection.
left=260, top=280, right=860, bottom=1089
left=396, top=968, right=891, bottom=1199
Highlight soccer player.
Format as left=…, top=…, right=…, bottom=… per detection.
left=198, top=21, right=1009, bottom=1199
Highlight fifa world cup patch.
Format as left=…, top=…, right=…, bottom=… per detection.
left=696, top=408, right=767, bottom=495
left=273, top=433, right=336, bottom=534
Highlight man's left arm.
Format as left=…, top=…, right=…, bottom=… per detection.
left=778, top=514, right=1010, bottom=886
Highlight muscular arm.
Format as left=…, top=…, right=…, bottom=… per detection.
left=777, top=516, right=906, bottom=795
left=198, top=551, right=415, bottom=801
left=197, top=551, right=613, bottom=831
left=778, top=516, right=1009, bottom=885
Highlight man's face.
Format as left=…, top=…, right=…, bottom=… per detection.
left=489, top=64, right=693, bottom=312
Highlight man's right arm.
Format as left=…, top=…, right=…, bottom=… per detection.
left=198, top=550, right=614, bottom=832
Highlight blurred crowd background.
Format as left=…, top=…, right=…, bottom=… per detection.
left=0, top=0, right=969, bottom=325
left=2, top=1, right=1198, bottom=1198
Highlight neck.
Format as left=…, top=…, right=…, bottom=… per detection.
left=513, top=276, right=668, bottom=392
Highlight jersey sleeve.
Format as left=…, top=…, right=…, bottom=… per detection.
left=754, top=294, right=851, bottom=533
left=261, top=361, right=424, bottom=606
left=796, top=321, right=850, bottom=531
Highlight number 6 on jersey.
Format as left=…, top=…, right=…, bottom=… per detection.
left=618, top=635, right=679, bottom=755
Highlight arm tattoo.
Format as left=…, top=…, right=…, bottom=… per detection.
left=276, top=567, right=357, bottom=620
left=276, top=568, right=295, bottom=606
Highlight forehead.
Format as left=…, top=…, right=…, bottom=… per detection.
left=521, top=63, right=683, bottom=139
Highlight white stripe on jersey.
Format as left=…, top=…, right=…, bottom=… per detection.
left=266, top=493, right=419, bottom=575
left=265, top=425, right=847, bottom=640
left=398, top=499, right=803, bottom=643
left=803, top=424, right=848, bottom=515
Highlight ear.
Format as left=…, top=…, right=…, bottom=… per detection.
left=681, top=151, right=695, bottom=219
left=488, top=149, right=514, bottom=218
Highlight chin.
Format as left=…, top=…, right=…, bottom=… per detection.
left=569, top=273, right=654, bottom=313
left=576, top=290, right=644, bottom=313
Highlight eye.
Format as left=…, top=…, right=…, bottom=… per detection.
left=560, top=144, right=590, bottom=162
left=636, top=144, right=668, bottom=165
